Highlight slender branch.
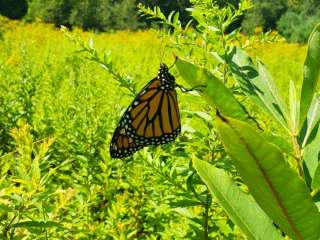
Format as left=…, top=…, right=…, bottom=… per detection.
left=291, top=134, right=304, bottom=180
left=3, top=212, right=18, bottom=239
left=144, top=157, right=188, bottom=192
left=311, top=188, right=320, bottom=197
left=219, top=19, right=228, bottom=84
left=204, top=193, right=210, bottom=240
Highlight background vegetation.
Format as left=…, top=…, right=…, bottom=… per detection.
left=0, top=0, right=319, bottom=239
left=0, top=12, right=310, bottom=240
left=0, top=0, right=319, bottom=42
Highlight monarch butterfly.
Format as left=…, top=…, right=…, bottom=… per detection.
left=110, top=63, right=200, bottom=159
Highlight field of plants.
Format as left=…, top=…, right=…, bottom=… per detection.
left=0, top=3, right=319, bottom=239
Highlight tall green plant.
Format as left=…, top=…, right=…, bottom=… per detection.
left=141, top=2, right=320, bottom=239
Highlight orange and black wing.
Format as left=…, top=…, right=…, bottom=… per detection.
left=110, top=77, right=181, bottom=158
left=110, top=125, right=144, bottom=158
left=126, top=78, right=181, bottom=145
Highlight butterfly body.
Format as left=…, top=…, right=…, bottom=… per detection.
left=110, top=64, right=181, bottom=158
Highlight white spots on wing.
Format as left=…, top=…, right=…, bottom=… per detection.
left=111, top=64, right=181, bottom=159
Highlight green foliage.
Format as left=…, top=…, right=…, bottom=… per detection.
left=139, top=0, right=192, bottom=26
left=26, top=0, right=140, bottom=30
left=193, top=159, right=284, bottom=239
left=140, top=2, right=320, bottom=239
left=241, top=0, right=320, bottom=43
left=230, top=47, right=288, bottom=131
left=175, top=59, right=255, bottom=124
left=0, top=0, right=28, bottom=19
left=277, top=1, right=320, bottom=43
left=26, top=0, right=72, bottom=27
left=0, top=20, right=245, bottom=238
left=1, top=1, right=320, bottom=239
left=215, top=116, right=320, bottom=240
left=25, top=0, right=193, bottom=30
left=299, top=23, right=320, bottom=130
left=241, top=0, right=288, bottom=34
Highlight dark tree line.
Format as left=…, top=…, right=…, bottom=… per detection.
left=0, top=0, right=28, bottom=19
left=16, top=0, right=192, bottom=31
left=0, top=0, right=319, bottom=42
left=242, top=0, right=320, bottom=42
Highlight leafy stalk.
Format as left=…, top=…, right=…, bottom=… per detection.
left=62, top=27, right=137, bottom=96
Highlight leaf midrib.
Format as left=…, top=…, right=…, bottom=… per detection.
left=200, top=167, right=257, bottom=239
left=225, top=119, right=304, bottom=240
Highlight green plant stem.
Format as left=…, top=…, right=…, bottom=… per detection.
left=311, top=188, right=320, bottom=197
left=291, top=134, right=304, bottom=180
left=144, top=158, right=188, bottom=192
left=3, top=212, right=18, bottom=239
left=204, top=193, right=210, bottom=240
left=219, top=20, right=228, bottom=84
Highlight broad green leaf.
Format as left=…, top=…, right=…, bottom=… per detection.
left=216, top=115, right=320, bottom=240
left=193, top=159, right=284, bottom=240
left=175, top=58, right=254, bottom=124
left=299, top=24, right=320, bottom=130
left=261, top=132, right=293, bottom=157
left=229, top=47, right=288, bottom=131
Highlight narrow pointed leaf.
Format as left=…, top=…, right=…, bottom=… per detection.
left=216, top=115, right=320, bottom=240
left=229, top=47, right=288, bottom=130
left=299, top=24, right=320, bottom=130
left=175, top=58, right=254, bottom=124
left=303, top=125, right=320, bottom=189
left=300, top=96, right=320, bottom=148
left=301, top=96, right=320, bottom=188
left=193, top=159, right=284, bottom=240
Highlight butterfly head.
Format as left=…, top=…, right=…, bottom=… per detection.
left=158, top=63, right=175, bottom=89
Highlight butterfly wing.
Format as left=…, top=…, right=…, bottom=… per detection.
left=110, top=77, right=181, bottom=159
left=127, top=84, right=181, bottom=145
left=109, top=125, right=144, bottom=158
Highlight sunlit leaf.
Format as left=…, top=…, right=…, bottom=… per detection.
left=229, top=47, right=288, bottom=131
left=175, top=58, right=255, bottom=125
left=300, top=96, right=320, bottom=148
left=193, top=159, right=284, bottom=239
left=216, top=115, right=320, bottom=240
left=299, top=24, right=320, bottom=130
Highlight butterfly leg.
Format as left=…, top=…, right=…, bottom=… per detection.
left=176, top=84, right=206, bottom=93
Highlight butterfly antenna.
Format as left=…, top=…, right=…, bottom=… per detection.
left=168, top=55, right=177, bottom=69
left=159, top=36, right=167, bottom=65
